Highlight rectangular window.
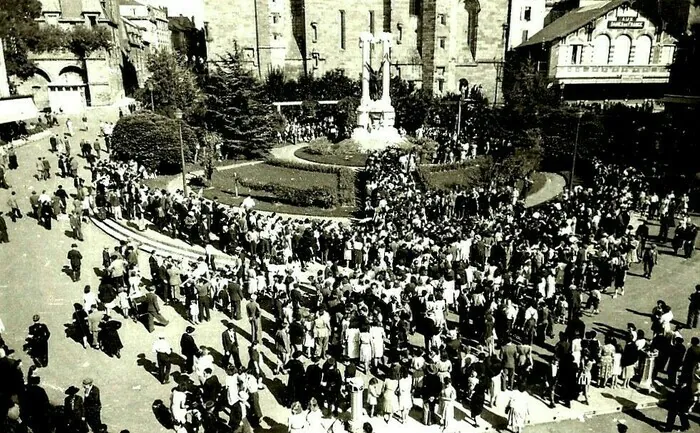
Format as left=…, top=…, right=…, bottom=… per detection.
left=439, top=14, right=447, bottom=25
left=571, top=45, right=583, bottom=64
left=521, top=30, right=528, bottom=43
left=272, top=14, right=279, bottom=24
left=311, top=23, right=318, bottom=43
left=439, top=37, right=446, bottom=49
left=409, top=0, right=422, bottom=16
left=436, top=66, right=445, bottom=76
left=524, top=6, right=532, bottom=21
left=340, top=10, right=346, bottom=49
left=397, top=23, right=403, bottom=44
left=369, top=11, right=375, bottom=34
left=438, top=80, right=444, bottom=92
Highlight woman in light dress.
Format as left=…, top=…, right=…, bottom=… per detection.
left=170, top=383, right=188, bottom=433
left=306, top=397, right=325, bottom=433
left=287, top=401, right=307, bottom=433
left=194, top=347, right=215, bottom=385
left=381, top=367, right=400, bottom=423
left=506, top=384, right=530, bottom=433
left=439, top=377, right=457, bottom=430
left=359, top=326, right=373, bottom=373
left=398, top=366, right=413, bottom=424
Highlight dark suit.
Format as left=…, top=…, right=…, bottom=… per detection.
left=28, top=322, right=51, bottom=367
left=246, top=301, right=261, bottom=343
left=222, top=329, right=242, bottom=368
left=0, top=216, right=8, bottom=243
left=229, top=401, right=252, bottom=433
left=228, top=281, right=243, bottom=319
left=64, top=394, right=85, bottom=427
left=202, top=375, right=222, bottom=405
left=144, top=292, right=168, bottom=332
left=67, top=249, right=83, bottom=281
left=180, top=332, right=198, bottom=373
left=84, top=386, right=102, bottom=432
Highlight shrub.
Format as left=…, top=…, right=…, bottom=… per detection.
left=111, top=112, right=197, bottom=174
left=265, top=157, right=357, bottom=206
left=305, top=139, right=362, bottom=156
left=237, top=177, right=337, bottom=208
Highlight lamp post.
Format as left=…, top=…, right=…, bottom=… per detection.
left=570, top=110, right=584, bottom=189
left=174, top=109, right=187, bottom=195
left=146, top=81, right=154, bottom=111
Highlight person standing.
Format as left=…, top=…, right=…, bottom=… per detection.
left=27, top=315, right=51, bottom=367
left=67, top=243, right=83, bottom=282
left=196, top=277, right=212, bottom=322
left=313, top=308, right=331, bottom=360
left=642, top=244, right=658, bottom=279
left=83, top=378, right=102, bottom=432
left=228, top=277, right=244, bottom=320
left=70, top=212, right=84, bottom=241
left=687, top=285, right=700, bottom=329
left=63, top=386, right=85, bottom=430
left=222, top=322, right=243, bottom=369
left=246, top=294, right=262, bottom=344
left=506, top=384, right=530, bottom=433
left=153, top=334, right=173, bottom=384
left=0, top=211, right=8, bottom=243
left=662, top=382, right=694, bottom=432
left=143, top=286, right=169, bottom=332
left=179, top=326, right=197, bottom=374
left=7, top=191, right=21, bottom=222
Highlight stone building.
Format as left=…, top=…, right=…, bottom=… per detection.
left=119, top=0, right=171, bottom=53
left=14, top=0, right=130, bottom=113
left=516, top=0, right=677, bottom=101
left=203, top=0, right=510, bottom=102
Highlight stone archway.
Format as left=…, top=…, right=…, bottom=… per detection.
left=13, top=68, right=51, bottom=111
left=50, top=66, right=89, bottom=113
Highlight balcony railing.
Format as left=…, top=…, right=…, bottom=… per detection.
left=554, top=64, right=670, bottom=79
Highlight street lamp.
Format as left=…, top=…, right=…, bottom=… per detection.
left=173, top=109, right=187, bottom=195
left=146, top=81, right=154, bottom=111
left=570, top=110, right=584, bottom=189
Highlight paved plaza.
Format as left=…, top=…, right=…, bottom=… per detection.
left=1, top=108, right=699, bottom=433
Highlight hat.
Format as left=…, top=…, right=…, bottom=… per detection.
left=186, top=326, right=195, bottom=333
left=65, top=386, right=80, bottom=395
left=82, top=378, right=94, bottom=385
left=32, top=314, right=40, bottom=322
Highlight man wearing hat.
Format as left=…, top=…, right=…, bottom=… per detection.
left=222, top=322, right=243, bottom=369
left=63, top=385, right=85, bottom=430
left=144, top=286, right=169, bottom=332
left=180, top=326, right=198, bottom=374
left=83, top=378, right=102, bottom=432
left=67, top=243, right=83, bottom=282
left=27, top=314, right=51, bottom=367
left=227, top=277, right=244, bottom=320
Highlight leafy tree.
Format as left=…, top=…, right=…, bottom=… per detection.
left=203, top=52, right=281, bottom=159
left=198, top=129, right=222, bottom=181
left=391, top=77, right=432, bottom=133
left=138, top=50, right=205, bottom=120
left=63, top=25, right=112, bottom=57
left=111, top=112, right=197, bottom=174
left=0, top=0, right=43, bottom=79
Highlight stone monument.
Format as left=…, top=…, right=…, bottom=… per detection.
left=351, top=32, right=403, bottom=152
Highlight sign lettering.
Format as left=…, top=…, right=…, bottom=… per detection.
left=608, top=20, right=644, bottom=29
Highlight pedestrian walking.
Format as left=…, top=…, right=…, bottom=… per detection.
left=7, top=144, right=17, bottom=169
left=642, top=244, right=658, bottom=279
left=70, top=212, right=84, bottom=241
left=247, top=294, right=262, bottom=344
left=67, top=243, right=83, bottom=282
left=662, top=382, right=694, bottom=432
left=222, top=322, right=243, bottom=369
left=0, top=211, right=8, bottom=243
left=6, top=191, right=21, bottom=222
left=687, top=284, right=700, bottom=329
left=27, top=315, right=51, bottom=367
left=144, top=286, right=169, bottom=332
left=180, top=326, right=198, bottom=374
left=83, top=378, right=102, bottom=432
left=153, top=334, right=173, bottom=384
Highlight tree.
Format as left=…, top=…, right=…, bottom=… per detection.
left=111, top=112, right=197, bottom=174
left=138, top=50, right=205, bottom=120
left=391, top=77, right=432, bottom=133
left=63, top=25, right=112, bottom=58
left=204, top=52, right=281, bottom=159
left=0, top=0, right=43, bottom=79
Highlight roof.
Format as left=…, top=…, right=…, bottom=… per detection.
left=0, top=96, right=40, bottom=125
left=518, top=0, right=629, bottom=47
left=119, top=0, right=145, bottom=5
left=169, top=16, right=196, bottom=32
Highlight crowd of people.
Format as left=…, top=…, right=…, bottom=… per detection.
left=2, top=110, right=700, bottom=433
left=279, top=117, right=342, bottom=144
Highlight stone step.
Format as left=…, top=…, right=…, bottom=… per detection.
left=91, top=217, right=236, bottom=266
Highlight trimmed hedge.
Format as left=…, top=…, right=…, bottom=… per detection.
left=236, top=177, right=337, bottom=208
left=265, top=157, right=357, bottom=206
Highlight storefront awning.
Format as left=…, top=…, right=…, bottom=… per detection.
left=0, top=96, right=40, bottom=125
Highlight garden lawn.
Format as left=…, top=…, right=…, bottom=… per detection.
left=526, top=172, right=548, bottom=197
left=424, top=166, right=481, bottom=189
left=206, top=163, right=355, bottom=218
left=295, top=147, right=367, bottom=167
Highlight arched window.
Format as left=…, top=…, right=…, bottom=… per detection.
left=633, top=35, right=652, bottom=65
left=612, top=35, right=632, bottom=64
left=592, top=34, right=610, bottom=64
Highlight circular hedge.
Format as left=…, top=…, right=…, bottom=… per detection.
left=111, top=112, right=198, bottom=174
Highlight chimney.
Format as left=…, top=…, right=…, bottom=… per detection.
left=0, top=39, right=10, bottom=98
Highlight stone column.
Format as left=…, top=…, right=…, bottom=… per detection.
left=379, top=32, right=392, bottom=103
left=348, top=377, right=365, bottom=433
left=637, top=350, right=658, bottom=392
left=0, top=38, right=10, bottom=98
left=359, top=32, right=374, bottom=105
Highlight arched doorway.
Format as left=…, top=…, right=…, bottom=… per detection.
left=49, top=66, right=88, bottom=113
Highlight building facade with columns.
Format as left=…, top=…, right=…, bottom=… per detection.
left=516, top=0, right=677, bottom=101
left=203, top=0, right=509, bottom=102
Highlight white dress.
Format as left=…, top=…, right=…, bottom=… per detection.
left=170, top=389, right=188, bottom=425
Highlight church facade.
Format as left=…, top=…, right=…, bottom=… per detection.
left=203, top=0, right=509, bottom=102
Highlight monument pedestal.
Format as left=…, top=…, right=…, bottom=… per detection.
left=352, top=99, right=404, bottom=152
left=637, top=350, right=658, bottom=393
